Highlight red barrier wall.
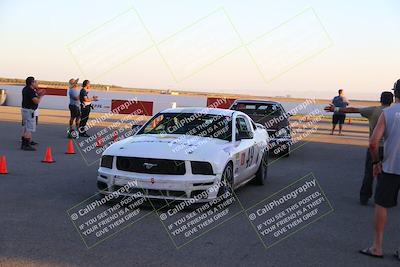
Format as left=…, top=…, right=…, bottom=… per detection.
left=40, top=87, right=67, bottom=96
left=111, top=100, right=153, bottom=116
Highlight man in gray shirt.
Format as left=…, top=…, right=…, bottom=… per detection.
left=360, top=79, right=400, bottom=259
left=68, top=78, right=80, bottom=138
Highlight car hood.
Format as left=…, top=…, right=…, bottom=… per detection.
left=103, top=134, right=233, bottom=162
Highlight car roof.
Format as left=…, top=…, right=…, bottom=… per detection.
left=161, top=107, right=235, bottom=116
left=233, top=99, right=281, bottom=105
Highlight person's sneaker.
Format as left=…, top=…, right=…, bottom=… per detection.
left=21, top=138, right=26, bottom=149
left=23, top=144, right=36, bottom=151
left=30, top=140, right=38, bottom=145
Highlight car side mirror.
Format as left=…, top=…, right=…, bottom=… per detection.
left=236, top=131, right=253, bottom=140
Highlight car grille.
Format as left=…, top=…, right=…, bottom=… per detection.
left=113, top=185, right=187, bottom=198
left=113, top=185, right=143, bottom=195
left=116, top=156, right=186, bottom=175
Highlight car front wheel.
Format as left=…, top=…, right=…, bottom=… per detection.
left=217, top=163, right=234, bottom=197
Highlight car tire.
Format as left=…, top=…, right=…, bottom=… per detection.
left=217, top=162, right=234, bottom=197
left=254, top=150, right=268, bottom=185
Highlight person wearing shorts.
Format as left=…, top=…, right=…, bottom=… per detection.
left=360, top=79, right=400, bottom=259
left=374, top=172, right=400, bottom=208
left=324, top=91, right=394, bottom=205
left=331, top=89, right=349, bottom=135
left=21, top=98, right=39, bottom=146
left=68, top=78, right=81, bottom=138
left=332, top=112, right=346, bottom=125
left=21, top=76, right=45, bottom=151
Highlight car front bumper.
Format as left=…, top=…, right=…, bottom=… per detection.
left=269, top=136, right=292, bottom=144
left=97, top=167, right=223, bottom=203
left=268, top=136, right=292, bottom=147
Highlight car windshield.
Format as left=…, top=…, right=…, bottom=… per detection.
left=233, top=103, right=283, bottom=116
left=137, top=113, right=232, bottom=141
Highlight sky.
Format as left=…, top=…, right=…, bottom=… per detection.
left=0, top=0, right=399, bottom=100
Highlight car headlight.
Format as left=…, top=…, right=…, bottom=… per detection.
left=191, top=161, right=214, bottom=175
left=276, top=127, right=289, bottom=137
left=101, top=155, right=113, bottom=169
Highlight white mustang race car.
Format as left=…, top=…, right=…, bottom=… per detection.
left=97, top=107, right=269, bottom=202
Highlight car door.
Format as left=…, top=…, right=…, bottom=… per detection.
left=244, top=116, right=262, bottom=175
left=232, top=114, right=258, bottom=184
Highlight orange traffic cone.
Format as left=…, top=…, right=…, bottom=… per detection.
left=348, top=118, right=352, bottom=124
left=113, top=131, right=118, bottom=142
left=96, top=135, right=103, bottom=147
left=42, top=146, right=55, bottom=163
left=0, top=155, right=8, bottom=174
left=65, top=140, right=75, bottom=154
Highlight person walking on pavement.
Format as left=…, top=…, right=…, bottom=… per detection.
left=331, top=89, right=350, bottom=135
left=78, top=80, right=98, bottom=137
left=21, top=76, right=45, bottom=151
left=68, top=78, right=81, bottom=138
left=324, top=91, right=394, bottom=205
left=360, top=79, right=400, bottom=259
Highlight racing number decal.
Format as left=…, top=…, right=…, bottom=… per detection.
left=245, top=146, right=255, bottom=168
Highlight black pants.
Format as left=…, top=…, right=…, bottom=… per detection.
left=360, top=147, right=384, bottom=201
left=79, top=105, right=91, bottom=133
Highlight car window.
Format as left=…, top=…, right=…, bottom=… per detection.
left=236, top=117, right=251, bottom=133
left=242, top=104, right=256, bottom=110
left=233, top=102, right=283, bottom=116
left=138, top=113, right=232, bottom=141
left=264, top=104, right=283, bottom=116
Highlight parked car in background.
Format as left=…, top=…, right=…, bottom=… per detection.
left=230, top=99, right=292, bottom=157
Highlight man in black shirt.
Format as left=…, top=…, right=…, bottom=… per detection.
left=21, top=76, right=45, bottom=151
left=78, top=80, right=98, bottom=137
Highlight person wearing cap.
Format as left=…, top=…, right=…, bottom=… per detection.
left=360, top=79, right=400, bottom=259
left=21, top=76, right=45, bottom=151
left=324, top=91, right=394, bottom=205
left=78, top=80, right=98, bottom=137
left=331, top=89, right=350, bottom=135
left=68, top=78, right=81, bottom=138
